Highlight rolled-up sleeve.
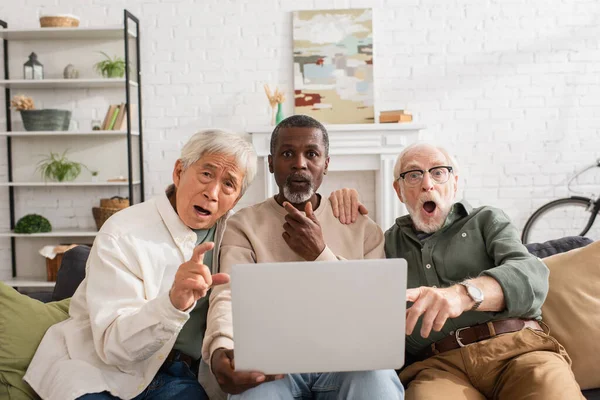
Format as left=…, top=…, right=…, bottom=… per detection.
left=479, top=210, right=549, bottom=319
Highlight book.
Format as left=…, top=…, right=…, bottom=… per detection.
left=100, top=105, right=116, bottom=130
left=107, top=105, right=120, bottom=130
left=113, top=102, right=126, bottom=131
left=121, top=103, right=137, bottom=131
left=379, top=109, right=406, bottom=123
left=398, top=113, right=413, bottom=123
left=117, top=106, right=128, bottom=130
left=379, top=110, right=414, bottom=123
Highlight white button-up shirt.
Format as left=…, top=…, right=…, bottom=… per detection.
left=24, top=194, right=228, bottom=400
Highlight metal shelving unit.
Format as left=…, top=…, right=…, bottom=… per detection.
left=0, top=10, right=144, bottom=288
left=0, top=130, right=140, bottom=137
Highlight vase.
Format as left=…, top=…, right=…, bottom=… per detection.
left=276, top=103, right=285, bottom=124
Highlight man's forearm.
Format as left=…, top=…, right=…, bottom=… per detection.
left=454, top=275, right=506, bottom=313
left=90, top=292, right=189, bottom=366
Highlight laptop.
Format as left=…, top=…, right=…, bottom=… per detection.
left=231, top=258, right=407, bottom=374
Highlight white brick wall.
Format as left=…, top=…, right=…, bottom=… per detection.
left=1, top=0, right=600, bottom=280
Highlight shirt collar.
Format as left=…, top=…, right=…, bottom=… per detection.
left=155, top=192, right=197, bottom=249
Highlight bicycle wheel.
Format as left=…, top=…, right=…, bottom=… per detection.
left=521, top=197, right=600, bottom=244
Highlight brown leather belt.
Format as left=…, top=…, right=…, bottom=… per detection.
left=416, top=318, right=543, bottom=361
left=166, top=349, right=198, bottom=372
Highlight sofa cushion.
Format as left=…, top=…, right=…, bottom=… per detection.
left=52, top=245, right=90, bottom=301
left=541, top=240, right=600, bottom=390
left=0, top=282, right=71, bottom=399
left=526, top=236, right=594, bottom=258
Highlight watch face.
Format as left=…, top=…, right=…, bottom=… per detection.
left=467, top=285, right=484, bottom=302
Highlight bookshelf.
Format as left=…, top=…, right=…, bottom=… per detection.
left=0, top=130, right=140, bottom=137
left=0, top=10, right=144, bottom=288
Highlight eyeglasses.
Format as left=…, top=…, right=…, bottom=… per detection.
left=398, top=166, right=454, bottom=187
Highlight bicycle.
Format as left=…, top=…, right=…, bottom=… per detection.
left=521, top=158, right=600, bottom=244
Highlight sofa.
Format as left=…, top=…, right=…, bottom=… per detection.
left=2, top=237, right=600, bottom=399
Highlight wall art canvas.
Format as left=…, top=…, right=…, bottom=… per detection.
left=293, top=9, right=374, bottom=124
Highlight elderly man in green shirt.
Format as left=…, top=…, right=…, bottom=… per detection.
left=329, top=143, right=583, bottom=400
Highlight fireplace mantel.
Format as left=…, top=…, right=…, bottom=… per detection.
left=247, top=123, right=425, bottom=229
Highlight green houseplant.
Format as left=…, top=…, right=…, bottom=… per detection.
left=11, top=95, right=71, bottom=131
left=14, top=214, right=52, bottom=233
left=36, top=150, right=86, bottom=182
left=94, top=51, right=126, bottom=78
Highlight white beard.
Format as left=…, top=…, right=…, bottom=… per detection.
left=283, top=182, right=315, bottom=204
left=405, top=202, right=448, bottom=233
left=402, top=187, right=453, bottom=233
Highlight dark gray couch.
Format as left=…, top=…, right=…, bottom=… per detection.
left=36, top=238, right=599, bottom=399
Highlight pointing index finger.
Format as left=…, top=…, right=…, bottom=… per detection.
left=282, top=202, right=306, bottom=222
left=191, top=241, right=215, bottom=264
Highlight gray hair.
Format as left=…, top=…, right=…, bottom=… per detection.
left=179, top=129, right=257, bottom=195
left=393, top=142, right=459, bottom=182
left=270, top=114, right=329, bottom=156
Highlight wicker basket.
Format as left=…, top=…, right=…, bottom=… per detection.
left=45, top=252, right=64, bottom=281
left=45, top=244, right=78, bottom=281
left=21, top=109, right=71, bottom=131
left=100, top=196, right=130, bottom=210
left=92, top=207, right=123, bottom=230
left=39, top=15, right=80, bottom=28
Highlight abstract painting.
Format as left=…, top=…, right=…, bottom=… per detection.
left=293, top=9, right=374, bottom=124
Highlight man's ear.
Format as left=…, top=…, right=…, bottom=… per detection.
left=452, top=174, right=459, bottom=197
left=172, top=159, right=183, bottom=188
left=393, top=180, right=405, bottom=203
left=324, top=156, right=330, bottom=175
left=268, top=155, right=274, bottom=173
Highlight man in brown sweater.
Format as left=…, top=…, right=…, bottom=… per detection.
left=202, top=115, right=405, bottom=399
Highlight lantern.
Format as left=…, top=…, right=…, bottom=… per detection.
left=23, top=52, right=44, bottom=80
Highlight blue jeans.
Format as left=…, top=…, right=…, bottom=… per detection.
left=77, top=359, right=208, bottom=400
left=230, top=370, right=404, bottom=400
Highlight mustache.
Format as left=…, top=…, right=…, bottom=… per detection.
left=286, top=173, right=312, bottom=184
left=417, top=193, right=440, bottom=206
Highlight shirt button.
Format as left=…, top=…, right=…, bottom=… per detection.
left=158, top=354, right=165, bottom=360
left=462, top=232, right=467, bottom=238
left=426, top=264, right=431, bottom=269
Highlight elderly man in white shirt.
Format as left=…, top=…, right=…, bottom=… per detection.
left=24, top=130, right=257, bottom=400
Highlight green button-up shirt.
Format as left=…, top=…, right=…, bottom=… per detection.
left=384, top=200, right=549, bottom=355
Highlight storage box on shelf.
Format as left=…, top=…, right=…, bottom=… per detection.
left=0, top=10, right=144, bottom=289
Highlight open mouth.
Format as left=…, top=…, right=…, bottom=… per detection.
left=290, top=180, right=309, bottom=185
left=194, top=205, right=212, bottom=216
left=288, top=174, right=311, bottom=186
left=423, top=201, right=437, bottom=214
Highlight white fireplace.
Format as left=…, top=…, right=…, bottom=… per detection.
left=247, top=123, right=426, bottom=230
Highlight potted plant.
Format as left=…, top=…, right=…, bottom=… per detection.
left=90, top=170, right=99, bottom=182
left=94, top=52, right=126, bottom=78
left=14, top=214, right=52, bottom=233
left=11, top=95, right=71, bottom=131
left=36, top=150, right=86, bottom=182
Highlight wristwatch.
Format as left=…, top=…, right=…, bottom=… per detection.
left=459, top=281, right=484, bottom=311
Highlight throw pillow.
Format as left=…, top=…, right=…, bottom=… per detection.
left=542, top=240, right=600, bottom=390
left=0, top=282, right=71, bottom=399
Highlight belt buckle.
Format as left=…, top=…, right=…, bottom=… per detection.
left=455, top=327, right=468, bottom=347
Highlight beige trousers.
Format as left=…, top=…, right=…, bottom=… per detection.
left=400, top=328, right=584, bottom=400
